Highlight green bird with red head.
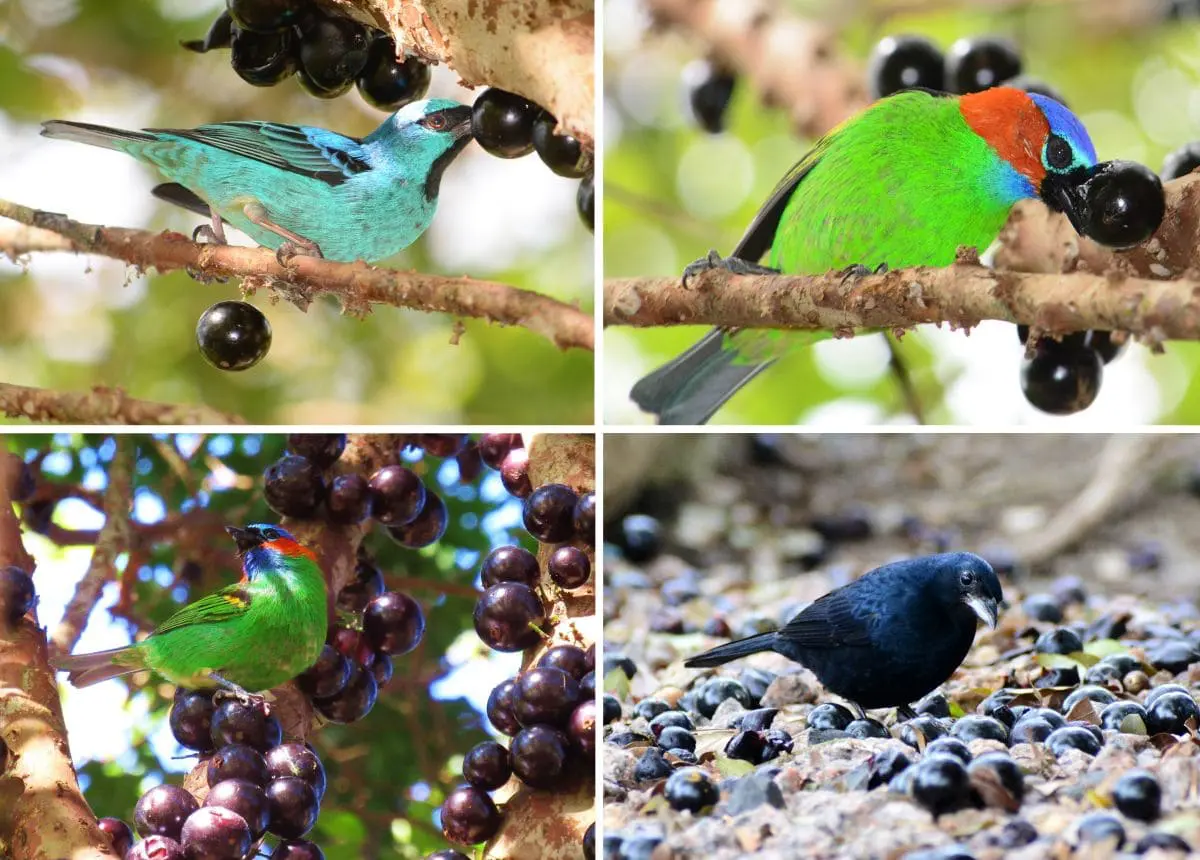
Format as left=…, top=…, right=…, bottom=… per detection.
left=630, top=86, right=1099, bottom=425
left=53, top=523, right=327, bottom=698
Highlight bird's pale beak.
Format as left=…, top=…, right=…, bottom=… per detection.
left=965, top=594, right=1000, bottom=630
left=225, top=525, right=263, bottom=554
left=1040, top=166, right=1096, bottom=235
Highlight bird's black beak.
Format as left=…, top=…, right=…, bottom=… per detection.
left=226, top=525, right=263, bottom=555
left=1040, top=166, right=1096, bottom=235
left=440, top=105, right=474, bottom=141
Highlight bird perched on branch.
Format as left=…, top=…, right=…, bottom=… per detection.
left=41, top=98, right=474, bottom=263
left=631, top=87, right=1099, bottom=424
left=53, top=524, right=327, bottom=700
left=684, top=552, right=1002, bottom=718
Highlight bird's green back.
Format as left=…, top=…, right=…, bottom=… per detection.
left=138, top=552, right=327, bottom=692
left=768, top=90, right=1015, bottom=273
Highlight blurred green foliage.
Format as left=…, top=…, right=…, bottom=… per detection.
left=10, top=432, right=531, bottom=859
left=0, top=0, right=593, bottom=424
left=604, top=0, right=1200, bottom=425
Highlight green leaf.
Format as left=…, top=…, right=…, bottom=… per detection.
left=605, top=668, right=631, bottom=700
left=713, top=756, right=756, bottom=778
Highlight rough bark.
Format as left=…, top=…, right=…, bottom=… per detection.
left=0, top=202, right=594, bottom=353
left=0, top=443, right=115, bottom=860
left=331, top=0, right=594, bottom=145
left=485, top=433, right=595, bottom=860
left=0, top=382, right=245, bottom=425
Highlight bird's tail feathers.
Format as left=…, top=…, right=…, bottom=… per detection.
left=40, top=120, right=155, bottom=150
left=630, top=328, right=775, bottom=425
left=683, top=631, right=777, bottom=668
left=50, top=645, right=145, bottom=688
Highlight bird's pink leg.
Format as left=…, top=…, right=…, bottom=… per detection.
left=192, top=207, right=228, bottom=245
left=242, top=202, right=324, bottom=264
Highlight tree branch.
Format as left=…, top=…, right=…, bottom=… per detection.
left=642, top=0, right=865, bottom=138
left=605, top=253, right=1200, bottom=340
left=334, top=0, right=594, bottom=145
left=0, top=381, right=245, bottom=425
left=486, top=433, right=594, bottom=860
left=605, top=174, right=1200, bottom=344
left=51, top=437, right=134, bottom=655
left=0, top=201, right=595, bottom=352
left=0, top=443, right=113, bottom=860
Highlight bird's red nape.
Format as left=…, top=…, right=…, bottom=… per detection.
left=262, top=536, right=317, bottom=562
left=959, top=87, right=1050, bottom=186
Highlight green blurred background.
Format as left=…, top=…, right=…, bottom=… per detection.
left=0, top=1, right=594, bottom=424
left=604, top=0, right=1200, bottom=426
left=15, top=432, right=527, bottom=858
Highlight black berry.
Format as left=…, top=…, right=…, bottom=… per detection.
left=682, top=59, right=736, bottom=133
left=471, top=89, right=538, bottom=158
left=1077, top=160, right=1165, bottom=248
left=1021, top=337, right=1102, bottom=415
left=945, top=36, right=1022, bottom=94
left=868, top=35, right=944, bottom=99
left=356, top=35, right=431, bottom=111
left=196, top=301, right=271, bottom=370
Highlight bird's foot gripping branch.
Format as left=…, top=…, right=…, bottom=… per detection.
left=0, top=198, right=595, bottom=354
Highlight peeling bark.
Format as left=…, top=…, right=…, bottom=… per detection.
left=0, top=443, right=115, bottom=860
left=485, top=433, right=595, bottom=860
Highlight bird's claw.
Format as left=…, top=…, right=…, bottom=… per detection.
left=213, top=686, right=265, bottom=709
left=896, top=704, right=918, bottom=722
left=276, top=240, right=324, bottom=267
left=681, top=250, right=780, bottom=288
left=192, top=224, right=226, bottom=246
left=183, top=265, right=228, bottom=285
left=839, top=262, right=889, bottom=285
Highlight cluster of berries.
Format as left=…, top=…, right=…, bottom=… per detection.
left=425, top=433, right=596, bottom=858
left=185, top=0, right=431, bottom=109
left=98, top=698, right=327, bottom=859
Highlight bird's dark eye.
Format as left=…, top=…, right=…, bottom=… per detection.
left=959, top=570, right=975, bottom=587
left=425, top=113, right=447, bottom=131
left=1046, top=135, right=1073, bottom=171
left=262, top=528, right=279, bottom=541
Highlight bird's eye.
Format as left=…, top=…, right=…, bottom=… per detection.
left=959, top=570, right=975, bottom=587
left=262, top=528, right=279, bottom=541
left=1046, top=135, right=1073, bottom=171
left=425, top=113, right=447, bottom=131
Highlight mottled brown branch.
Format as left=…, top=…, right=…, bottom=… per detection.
left=332, top=0, right=594, bottom=145
left=0, top=443, right=113, bottom=860
left=605, top=172, right=1200, bottom=344
left=51, top=437, right=134, bottom=655
left=643, top=0, right=865, bottom=138
left=0, top=381, right=245, bottom=425
left=605, top=254, right=1200, bottom=340
left=0, top=199, right=594, bottom=353
left=486, top=433, right=594, bottom=860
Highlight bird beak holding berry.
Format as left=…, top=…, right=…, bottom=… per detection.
left=226, top=525, right=265, bottom=556
left=964, top=591, right=1000, bottom=630
left=1040, top=164, right=1097, bottom=236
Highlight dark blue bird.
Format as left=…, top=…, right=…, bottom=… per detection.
left=684, top=552, right=1002, bottom=717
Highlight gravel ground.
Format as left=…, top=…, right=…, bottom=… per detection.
left=602, top=434, right=1200, bottom=860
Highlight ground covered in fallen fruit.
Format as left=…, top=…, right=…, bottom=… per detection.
left=601, top=434, right=1200, bottom=860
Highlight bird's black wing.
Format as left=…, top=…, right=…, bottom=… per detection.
left=729, top=132, right=833, bottom=261
left=777, top=588, right=874, bottom=649
left=151, top=183, right=210, bottom=217
left=148, top=122, right=369, bottom=187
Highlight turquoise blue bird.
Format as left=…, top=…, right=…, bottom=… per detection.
left=40, top=98, right=474, bottom=263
